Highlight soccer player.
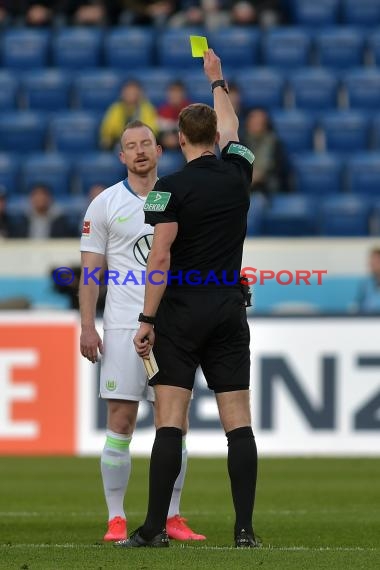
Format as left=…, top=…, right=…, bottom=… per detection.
left=79, top=120, right=205, bottom=543
left=121, top=49, right=259, bottom=548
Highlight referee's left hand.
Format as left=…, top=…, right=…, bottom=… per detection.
left=134, top=324, right=155, bottom=358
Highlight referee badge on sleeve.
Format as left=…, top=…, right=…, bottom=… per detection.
left=144, top=191, right=171, bottom=212
left=227, top=143, right=255, bottom=164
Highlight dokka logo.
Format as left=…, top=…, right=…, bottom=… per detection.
left=133, top=234, right=153, bottom=266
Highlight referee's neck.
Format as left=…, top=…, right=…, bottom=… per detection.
left=184, top=145, right=216, bottom=163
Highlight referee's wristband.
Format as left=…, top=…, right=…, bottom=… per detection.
left=138, top=313, right=156, bottom=325
left=211, top=79, right=229, bottom=94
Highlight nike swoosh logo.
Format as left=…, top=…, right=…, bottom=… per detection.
left=117, top=215, right=133, bottom=223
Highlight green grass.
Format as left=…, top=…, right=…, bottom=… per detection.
left=0, top=457, right=379, bottom=569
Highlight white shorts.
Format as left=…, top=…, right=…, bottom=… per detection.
left=100, top=329, right=155, bottom=402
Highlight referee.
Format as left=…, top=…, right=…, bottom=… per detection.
left=121, top=49, right=258, bottom=548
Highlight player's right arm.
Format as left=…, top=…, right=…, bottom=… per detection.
left=204, top=49, right=239, bottom=151
left=79, top=251, right=105, bottom=363
left=79, top=195, right=108, bottom=363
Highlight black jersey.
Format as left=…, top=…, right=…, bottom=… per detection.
left=144, top=141, right=254, bottom=287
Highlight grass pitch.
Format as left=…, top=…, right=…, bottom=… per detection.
left=0, top=457, right=379, bottom=569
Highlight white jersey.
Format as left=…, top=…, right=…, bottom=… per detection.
left=80, top=179, right=153, bottom=330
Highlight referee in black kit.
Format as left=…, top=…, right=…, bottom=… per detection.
left=118, top=49, right=259, bottom=549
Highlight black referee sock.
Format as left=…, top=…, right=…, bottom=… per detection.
left=226, top=426, right=258, bottom=537
left=141, top=427, right=183, bottom=541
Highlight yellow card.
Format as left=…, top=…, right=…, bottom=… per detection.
left=190, top=35, right=208, bottom=57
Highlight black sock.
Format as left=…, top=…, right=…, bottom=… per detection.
left=140, top=427, right=183, bottom=540
left=226, top=426, right=258, bottom=537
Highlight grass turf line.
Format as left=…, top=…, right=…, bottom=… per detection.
left=0, top=457, right=379, bottom=569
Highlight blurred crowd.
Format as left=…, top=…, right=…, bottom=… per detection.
left=0, top=1, right=286, bottom=28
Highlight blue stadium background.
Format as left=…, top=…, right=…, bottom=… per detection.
left=0, top=0, right=380, bottom=238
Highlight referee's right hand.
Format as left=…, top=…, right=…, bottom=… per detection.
left=134, top=323, right=155, bottom=358
left=204, top=49, right=223, bottom=83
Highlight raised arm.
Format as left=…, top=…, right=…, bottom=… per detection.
left=204, top=49, right=239, bottom=151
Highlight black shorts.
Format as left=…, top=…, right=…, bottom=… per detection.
left=150, top=288, right=250, bottom=393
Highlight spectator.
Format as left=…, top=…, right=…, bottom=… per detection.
left=355, top=248, right=380, bottom=314
left=13, top=185, right=74, bottom=239
left=228, top=81, right=247, bottom=126
left=25, top=2, right=53, bottom=26
left=100, top=80, right=158, bottom=150
left=0, top=0, right=12, bottom=25
left=169, top=1, right=229, bottom=29
left=157, top=128, right=181, bottom=151
left=242, top=108, right=288, bottom=195
left=60, top=0, right=109, bottom=26
left=0, top=187, right=18, bottom=239
left=158, top=81, right=191, bottom=132
left=224, top=1, right=283, bottom=27
left=117, top=0, right=178, bottom=26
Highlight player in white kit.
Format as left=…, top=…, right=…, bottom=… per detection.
left=79, top=121, right=205, bottom=542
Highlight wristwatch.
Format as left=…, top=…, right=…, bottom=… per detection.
left=211, top=79, right=229, bottom=94
left=138, top=313, right=156, bottom=325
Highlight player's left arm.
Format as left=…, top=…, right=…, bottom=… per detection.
left=134, top=221, right=178, bottom=357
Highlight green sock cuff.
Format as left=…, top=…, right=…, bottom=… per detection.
left=106, top=435, right=131, bottom=451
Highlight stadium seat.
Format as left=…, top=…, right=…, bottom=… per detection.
left=74, top=153, right=125, bottom=194
left=73, top=70, right=123, bottom=111
left=246, top=193, right=267, bottom=236
left=157, top=151, right=185, bottom=178
left=208, top=27, right=259, bottom=67
left=319, top=194, right=371, bottom=236
left=373, top=114, right=380, bottom=148
left=22, top=153, right=72, bottom=195
left=262, top=195, right=317, bottom=236
left=0, top=153, right=20, bottom=193
left=21, top=70, right=72, bottom=111
left=289, top=68, right=338, bottom=110
left=183, top=70, right=213, bottom=106
left=368, top=29, right=380, bottom=66
left=104, top=27, right=154, bottom=69
left=320, top=111, right=371, bottom=152
left=234, top=69, right=285, bottom=109
left=0, top=71, right=18, bottom=110
left=52, top=28, right=102, bottom=69
left=290, top=0, right=340, bottom=27
left=271, top=111, right=315, bottom=152
left=345, top=69, right=380, bottom=110
left=342, top=0, right=380, bottom=27
left=348, top=152, right=380, bottom=195
left=50, top=112, right=99, bottom=154
left=0, top=112, right=47, bottom=152
left=315, top=28, right=365, bottom=69
left=371, top=199, right=380, bottom=234
left=157, top=28, right=206, bottom=68
left=292, top=153, right=343, bottom=194
left=2, top=29, right=50, bottom=69
left=132, top=69, right=177, bottom=107
left=262, top=28, right=311, bottom=68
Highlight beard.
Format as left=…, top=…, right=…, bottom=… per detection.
left=128, top=158, right=155, bottom=175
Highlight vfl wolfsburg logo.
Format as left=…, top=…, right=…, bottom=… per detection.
left=133, top=234, right=153, bottom=266
left=106, top=379, right=117, bottom=391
